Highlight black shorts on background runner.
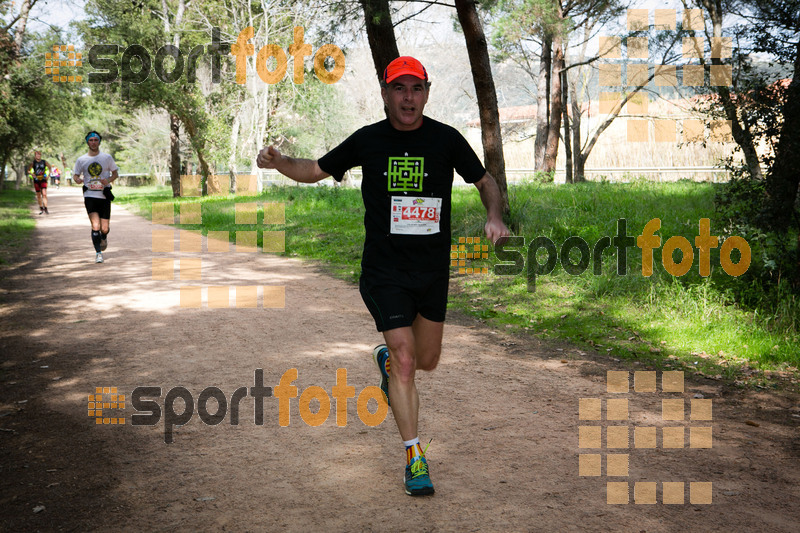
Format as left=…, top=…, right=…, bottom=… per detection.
left=84, top=197, right=111, bottom=219
left=359, top=265, right=449, bottom=331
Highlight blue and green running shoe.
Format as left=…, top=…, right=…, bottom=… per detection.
left=404, top=455, right=435, bottom=496
left=372, top=344, right=390, bottom=406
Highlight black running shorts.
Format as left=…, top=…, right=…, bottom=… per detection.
left=84, top=197, right=111, bottom=219
left=359, top=265, right=450, bottom=332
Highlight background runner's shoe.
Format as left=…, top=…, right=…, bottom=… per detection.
left=95, top=253, right=104, bottom=263
left=404, top=456, right=434, bottom=496
left=372, top=344, right=390, bottom=406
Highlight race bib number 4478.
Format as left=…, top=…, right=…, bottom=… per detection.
left=390, top=197, right=442, bottom=235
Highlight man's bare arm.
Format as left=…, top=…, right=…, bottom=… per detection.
left=473, top=172, right=510, bottom=246
left=101, top=169, right=119, bottom=186
left=256, top=146, right=330, bottom=183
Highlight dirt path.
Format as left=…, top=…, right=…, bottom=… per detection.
left=1, top=187, right=798, bottom=532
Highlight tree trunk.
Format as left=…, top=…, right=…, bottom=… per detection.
left=701, top=0, right=763, bottom=180
left=561, top=67, right=572, bottom=184
left=0, top=154, right=6, bottom=192
left=765, top=40, right=800, bottom=230
left=15, top=160, right=25, bottom=190
left=182, top=114, right=215, bottom=195
left=170, top=113, right=181, bottom=197
left=534, top=36, right=552, bottom=172
left=544, top=35, right=564, bottom=173
left=13, top=0, right=32, bottom=52
left=360, top=0, right=399, bottom=81
left=229, top=109, right=240, bottom=187
left=570, top=82, right=586, bottom=182
left=454, top=0, right=509, bottom=215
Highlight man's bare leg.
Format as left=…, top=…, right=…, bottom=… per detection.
left=382, top=314, right=443, bottom=441
left=88, top=212, right=101, bottom=231
left=381, top=314, right=443, bottom=495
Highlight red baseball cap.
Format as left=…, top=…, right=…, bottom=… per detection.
left=383, top=56, right=428, bottom=83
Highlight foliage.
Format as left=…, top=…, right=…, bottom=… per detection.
left=692, top=1, right=800, bottom=307
left=0, top=29, right=82, bottom=177
left=74, top=0, right=354, bottom=187
left=713, top=166, right=799, bottom=316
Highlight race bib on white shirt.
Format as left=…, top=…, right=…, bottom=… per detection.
left=390, top=196, right=442, bottom=235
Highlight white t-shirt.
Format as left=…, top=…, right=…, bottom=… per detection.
left=73, top=152, right=119, bottom=199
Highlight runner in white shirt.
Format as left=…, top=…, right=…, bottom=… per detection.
left=73, top=131, right=119, bottom=264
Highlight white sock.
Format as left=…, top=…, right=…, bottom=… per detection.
left=403, top=437, right=420, bottom=448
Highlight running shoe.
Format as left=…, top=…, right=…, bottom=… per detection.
left=100, top=235, right=107, bottom=251
left=43, top=206, right=48, bottom=214
left=404, top=455, right=435, bottom=496
left=39, top=208, right=44, bottom=215
left=95, top=252, right=104, bottom=263
left=372, top=344, right=390, bottom=406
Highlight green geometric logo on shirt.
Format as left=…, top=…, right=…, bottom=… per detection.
left=387, top=157, right=424, bottom=192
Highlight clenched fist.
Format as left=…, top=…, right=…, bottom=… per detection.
left=257, top=146, right=282, bottom=169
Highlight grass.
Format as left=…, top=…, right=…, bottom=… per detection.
left=115, top=184, right=365, bottom=281
left=0, top=187, right=37, bottom=267
left=111, top=181, right=799, bottom=390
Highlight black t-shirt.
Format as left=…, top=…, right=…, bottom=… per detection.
left=319, top=117, right=485, bottom=271
left=32, top=160, right=48, bottom=181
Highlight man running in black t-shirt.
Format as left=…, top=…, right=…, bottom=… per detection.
left=27, top=151, right=52, bottom=214
left=257, top=56, right=509, bottom=496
